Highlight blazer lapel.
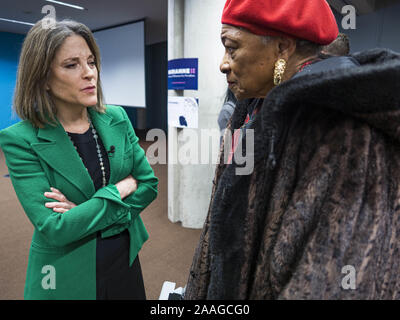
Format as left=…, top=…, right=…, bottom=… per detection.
left=88, top=107, right=128, bottom=184
left=30, top=107, right=129, bottom=200
left=31, top=119, right=95, bottom=200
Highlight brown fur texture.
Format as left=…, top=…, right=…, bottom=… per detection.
left=185, top=49, right=400, bottom=299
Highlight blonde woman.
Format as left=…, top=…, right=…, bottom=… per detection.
left=0, top=19, right=158, bottom=300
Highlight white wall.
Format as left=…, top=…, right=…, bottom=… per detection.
left=168, top=0, right=226, bottom=228
left=94, top=22, right=146, bottom=108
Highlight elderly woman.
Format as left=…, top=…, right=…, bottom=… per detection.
left=185, top=0, right=400, bottom=299
left=0, top=20, right=158, bottom=299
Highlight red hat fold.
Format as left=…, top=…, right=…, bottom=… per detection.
left=221, top=0, right=338, bottom=45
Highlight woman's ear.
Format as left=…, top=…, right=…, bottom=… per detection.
left=45, top=71, right=52, bottom=91
left=45, top=80, right=52, bottom=92
left=277, top=37, right=297, bottom=61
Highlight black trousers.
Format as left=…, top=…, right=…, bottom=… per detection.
left=96, top=230, right=146, bottom=300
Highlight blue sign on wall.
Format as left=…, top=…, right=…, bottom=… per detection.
left=168, top=58, right=198, bottom=90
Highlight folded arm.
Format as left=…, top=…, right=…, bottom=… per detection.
left=100, top=107, right=158, bottom=238
left=0, top=129, right=132, bottom=248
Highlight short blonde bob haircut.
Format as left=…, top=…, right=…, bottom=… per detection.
left=14, top=19, right=106, bottom=128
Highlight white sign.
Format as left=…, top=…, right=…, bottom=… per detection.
left=168, top=96, right=198, bottom=129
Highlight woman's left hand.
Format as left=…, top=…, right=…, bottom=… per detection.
left=44, top=187, right=77, bottom=213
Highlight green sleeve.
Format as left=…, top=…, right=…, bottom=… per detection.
left=101, top=107, right=159, bottom=238
left=0, top=129, right=132, bottom=248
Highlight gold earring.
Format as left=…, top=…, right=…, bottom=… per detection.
left=274, top=58, right=287, bottom=86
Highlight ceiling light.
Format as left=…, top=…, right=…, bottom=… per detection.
left=46, top=0, right=86, bottom=10
left=0, top=18, right=34, bottom=26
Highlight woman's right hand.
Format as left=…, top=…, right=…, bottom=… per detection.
left=115, top=174, right=138, bottom=200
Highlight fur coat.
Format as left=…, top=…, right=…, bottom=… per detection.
left=185, top=49, right=400, bottom=299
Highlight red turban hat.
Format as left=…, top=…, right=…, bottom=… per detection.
left=221, top=0, right=339, bottom=45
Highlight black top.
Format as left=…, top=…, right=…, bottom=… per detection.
left=67, top=127, right=128, bottom=267
left=67, top=126, right=110, bottom=191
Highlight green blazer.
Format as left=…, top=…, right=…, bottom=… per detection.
left=0, top=105, right=158, bottom=300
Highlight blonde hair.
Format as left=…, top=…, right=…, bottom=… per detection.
left=14, top=19, right=106, bottom=128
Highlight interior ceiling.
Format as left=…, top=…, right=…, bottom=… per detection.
left=1, top=0, right=399, bottom=44
left=0, top=0, right=167, bottom=45
left=328, top=0, right=400, bottom=14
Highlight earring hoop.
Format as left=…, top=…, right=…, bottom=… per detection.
left=274, top=58, right=287, bottom=86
